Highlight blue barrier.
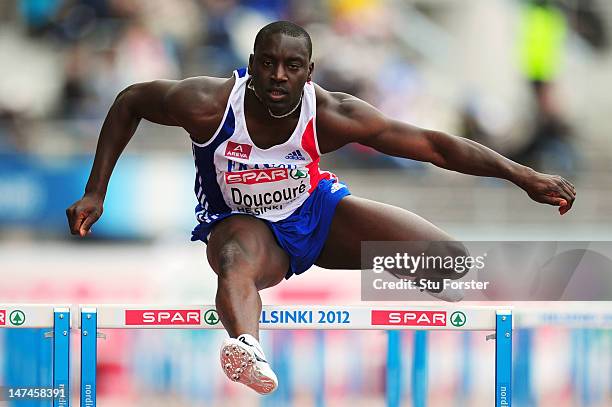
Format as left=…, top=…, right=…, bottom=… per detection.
left=80, top=309, right=96, bottom=407
left=1, top=305, right=70, bottom=407
left=411, top=331, right=428, bottom=407
left=496, top=311, right=513, bottom=407
left=386, top=330, right=402, bottom=407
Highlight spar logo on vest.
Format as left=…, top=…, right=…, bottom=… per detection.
left=225, top=141, right=252, bottom=159
left=224, top=165, right=310, bottom=216
left=225, top=168, right=288, bottom=185
left=225, top=168, right=308, bottom=185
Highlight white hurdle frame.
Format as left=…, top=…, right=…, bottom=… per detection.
left=0, top=304, right=71, bottom=407
left=79, top=304, right=513, bottom=407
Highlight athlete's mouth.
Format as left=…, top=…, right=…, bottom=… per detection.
left=267, top=88, right=288, bottom=101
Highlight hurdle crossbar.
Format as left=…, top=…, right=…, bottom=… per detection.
left=0, top=304, right=71, bottom=407
left=79, top=304, right=513, bottom=407
left=80, top=303, right=507, bottom=330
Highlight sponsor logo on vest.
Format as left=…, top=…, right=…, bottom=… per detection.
left=285, top=150, right=306, bottom=160
left=289, top=169, right=308, bottom=179
left=0, top=310, right=5, bottom=326
left=125, top=310, right=201, bottom=325
left=231, top=183, right=307, bottom=207
left=371, top=310, right=447, bottom=326
left=225, top=141, right=253, bottom=159
left=225, top=168, right=288, bottom=185
left=227, top=160, right=298, bottom=172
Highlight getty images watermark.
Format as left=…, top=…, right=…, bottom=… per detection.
left=371, top=250, right=489, bottom=292
left=361, top=241, right=612, bottom=301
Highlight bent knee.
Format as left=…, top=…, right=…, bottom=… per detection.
left=208, top=237, right=288, bottom=289
left=207, top=217, right=269, bottom=266
left=206, top=216, right=288, bottom=286
left=208, top=234, right=267, bottom=276
left=213, top=240, right=247, bottom=273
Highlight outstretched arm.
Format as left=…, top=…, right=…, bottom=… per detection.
left=316, top=90, right=576, bottom=215
left=66, top=80, right=182, bottom=236
left=85, top=80, right=181, bottom=200
left=66, top=77, right=227, bottom=236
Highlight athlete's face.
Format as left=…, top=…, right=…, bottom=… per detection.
left=248, top=33, right=313, bottom=116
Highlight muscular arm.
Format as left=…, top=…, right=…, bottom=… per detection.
left=316, top=88, right=576, bottom=214
left=84, top=80, right=179, bottom=199
left=67, top=77, right=230, bottom=236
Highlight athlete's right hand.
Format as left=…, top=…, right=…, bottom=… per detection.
left=66, top=194, right=104, bottom=237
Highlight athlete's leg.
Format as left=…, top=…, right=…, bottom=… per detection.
left=207, top=215, right=288, bottom=394
left=316, top=195, right=463, bottom=272
left=206, top=215, right=289, bottom=339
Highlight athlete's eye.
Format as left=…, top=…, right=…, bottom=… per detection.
left=262, top=60, right=272, bottom=67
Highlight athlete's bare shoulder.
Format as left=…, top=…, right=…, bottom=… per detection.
left=314, top=83, right=352, bottom=118
left=165, top=75, right=235, bottom=143
left=314, top=84, right=386, bottom=153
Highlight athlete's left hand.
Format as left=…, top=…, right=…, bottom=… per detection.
left=518, top=170, right=576, bottom=215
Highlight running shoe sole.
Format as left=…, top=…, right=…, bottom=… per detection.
left=220, top=339, right=277, bottom=394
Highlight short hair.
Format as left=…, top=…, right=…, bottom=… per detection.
left=254, top=21, right=312, bottom=59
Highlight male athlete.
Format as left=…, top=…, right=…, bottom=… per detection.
left=66, top=21, right=576, bottom=394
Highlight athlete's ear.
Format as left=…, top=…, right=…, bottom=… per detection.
left=248, top=54, right=254, bottom=75
left=307, top=61, right=314, bottom=82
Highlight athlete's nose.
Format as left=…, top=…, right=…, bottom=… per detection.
left=271, top=64, right=288, bottom=82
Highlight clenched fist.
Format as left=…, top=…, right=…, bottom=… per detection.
left=518, top=170, right=576, bottom=215
left=66, top=194, right=104, bottom=237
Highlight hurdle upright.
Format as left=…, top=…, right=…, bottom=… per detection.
left=0, top=304, right=71, bottom=407
left=79, top=304, right=512, bottom=407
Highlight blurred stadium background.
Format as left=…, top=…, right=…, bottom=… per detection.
left=0, top=0, right=611, bottom=405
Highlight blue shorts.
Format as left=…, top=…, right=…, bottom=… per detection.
left=191, top=178, right=351, bottom=278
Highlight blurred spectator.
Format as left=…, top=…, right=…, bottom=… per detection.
left=18, top=0, right=63, bottom=37
left=0, top=106, right=27, bottom=152
left=195, top=0, right=243, bottom=76
left=58, top=44, right=92, bottom=118
left=0, top=0, right=606, bottom=176
left=569, top=0, right=608, bottom=50
left=512, top=0, right=576, bottom=174
left=239, top=0, right=288, bottom=17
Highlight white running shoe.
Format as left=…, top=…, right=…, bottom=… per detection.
left=220, top=334, right=278, bottom=394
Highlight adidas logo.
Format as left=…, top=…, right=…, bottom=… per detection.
left=285, top=150, right=306, bottom=160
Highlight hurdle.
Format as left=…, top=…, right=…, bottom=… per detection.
left=0, top=304, right=71, bottom=407
left=78, top=304, right=512, bottom=407
left=512, top=302, right=612, bottom=405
